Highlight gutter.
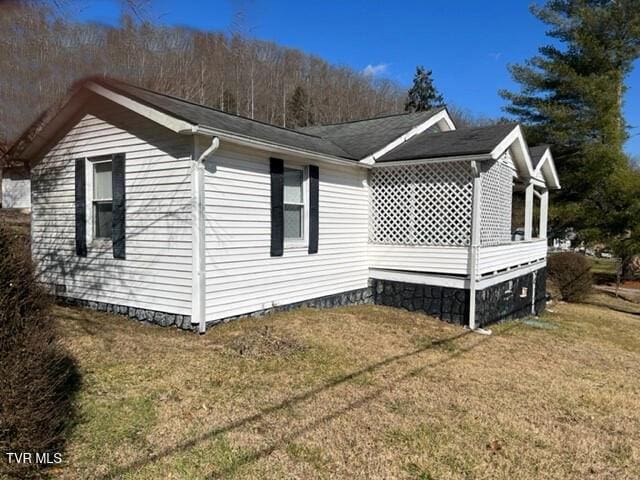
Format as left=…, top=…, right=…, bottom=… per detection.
left=370, top=153, right=492, bottom=168
left=192, top=135, right=220, bottom=334
left=182, top=125, right=365, bottom=169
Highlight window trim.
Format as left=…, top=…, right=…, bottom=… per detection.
left=283, top=164, right=308, bottom=249
left=86, top=155, right=114, bottom=244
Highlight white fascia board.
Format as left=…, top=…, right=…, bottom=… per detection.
left=20, top=90, right=93, bottom=164
left=530, top=177, right=546, bottom=188
left=186, top=125, right=365, bottom=169
left=490, top=125, right=535, bottom=178
left=369, top=268, right=468, bottom=289
left=360, top=109, right=456, bottom=166
left=533, top=147, right=550, bottom=174
left=86, top=82, right=196, bottom=134
left=534, top=148, right=561, bottom=189
left=476, top=260, right=546, bottom=289
left=370, top=153, right=491, bottom=168
left=370, top=259, right=547, bottom=291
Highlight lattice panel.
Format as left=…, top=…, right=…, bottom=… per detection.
left=369, top=162, right=473, bottom=246
left=480, top=154, right=513, bottom=246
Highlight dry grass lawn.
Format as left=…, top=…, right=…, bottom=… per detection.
left=45, top=296, right=639, bottom=479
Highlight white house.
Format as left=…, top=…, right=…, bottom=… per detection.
left=1, top=167, right=31, bottom=209
left=1, top=141, right=32, bottom=209
left=14, top=78, right=560, bottom=333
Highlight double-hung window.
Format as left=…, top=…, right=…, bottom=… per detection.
left=283, top=167, right=305, bottom=241
left=92, top=159, right=113, bottom=239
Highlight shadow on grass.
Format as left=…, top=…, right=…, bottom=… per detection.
left=592, top=271, right=617, bottom=285
left=583, top=298, right=640, bottom=317
left=99, top=322, right=520, bottom=479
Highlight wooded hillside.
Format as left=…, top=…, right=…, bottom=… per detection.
left=0, top=3, right=406, bottom=144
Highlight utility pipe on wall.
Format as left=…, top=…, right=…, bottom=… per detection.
left=531, top=270, right=537, bottom=315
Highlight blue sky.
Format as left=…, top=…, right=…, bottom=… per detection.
left=73, top=0, right=640, bottom=156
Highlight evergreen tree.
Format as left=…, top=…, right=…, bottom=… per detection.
left=500, top=0, right=640, bottom=259
left=404, top=66, right=445, bottom=112
left=287, top=85, right=314, bottom=128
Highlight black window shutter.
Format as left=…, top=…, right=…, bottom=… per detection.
left=112, top=153, right=126, bottom=259
left=270, top=157, right=284, bottom=257
left=75, top=158, right=87, bottom=257
left=308, top=165, right=319, bottom=254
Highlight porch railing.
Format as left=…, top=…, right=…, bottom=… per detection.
left=477, top=238, right=547, bottom=276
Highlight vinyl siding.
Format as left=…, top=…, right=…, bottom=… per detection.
left=204, top=145, right=369, bottom=321
left=31, top=98, right=193, bottom=316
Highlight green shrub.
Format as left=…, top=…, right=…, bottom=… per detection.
left=548, top=252, right=593, bottom=302
left=0, top=222, right=79, bottom=479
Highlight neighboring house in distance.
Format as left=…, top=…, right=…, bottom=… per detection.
left=12, top=78, right=560, bottom=333
left=1, top=141, right=31, bottom=210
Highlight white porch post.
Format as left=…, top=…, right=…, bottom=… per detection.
left=524, top=181, right=534, bottom=241
left=539, top=188, right=549, bottom=239
left=468, top=160, right=482, bottom=330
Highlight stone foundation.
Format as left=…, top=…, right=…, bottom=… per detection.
left=57, top=268, right=546, bottom=332
left=371, top=279, right=469, bottom=325
left=205, top=286, right=374, bottom=328
left=475, top=267, right=547, bottom=326
left=371, top=267, right=547, bottom=327
left=58, top=296, right=194, bottom=330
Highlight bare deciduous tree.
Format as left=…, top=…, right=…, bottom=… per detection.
left=0, top=2, right=407, bottom=144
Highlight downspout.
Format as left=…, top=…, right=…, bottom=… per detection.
left=192, top=136, right=220, bottom=334
left=468, top=160, right=491, bottom=335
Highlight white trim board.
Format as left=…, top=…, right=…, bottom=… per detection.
left=370, top=268, right=468, bottom=289
left=360, top=109, right=456, bottom=165
left=532, top=147, right=561, bottom=189
left=188, top=125, right=363, bottom=169
left=370, top=154, right=490, bottom=168
left=369, top=260, right=546, bottom=291
left=490, top=125, right=534, bottom=179
left=86, top=82, right=195, bottom=134
left=476, top=260, right=546, bottom=289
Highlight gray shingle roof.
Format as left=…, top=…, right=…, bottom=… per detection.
left=298, top=108, right=445, bottom=159
left=86, top=80, right=523, bottom=165
left=376, top=123, right=518, bottom=162
left=529, top=145, right=550, bottom=169
left=96, top=79, right=354, bottom=159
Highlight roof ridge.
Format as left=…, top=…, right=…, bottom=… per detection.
left=97, top=78, right=332, bottom=141
left=303, top=107, right=445, bottom=128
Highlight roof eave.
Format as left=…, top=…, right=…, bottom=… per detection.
left=16, top=81, right=362, bottom=169
left=533, top=147, right=561, bottom=189
left=86, top=82, right=196, bottom=133
left=489, top=124, right=536, bottom=179
left=187, top=125, right=364, bottom=168
left=371, top=153, right=492, bottom=167
left=362, top=108, right=457, bottom=165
